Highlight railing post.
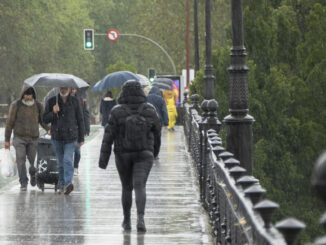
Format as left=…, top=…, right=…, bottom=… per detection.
left=200, top=100, right=221, bottom=206
left=223, top=0, right=255, bottom=175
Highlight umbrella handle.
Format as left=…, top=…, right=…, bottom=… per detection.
left=55, top=94, right=59, bottom=118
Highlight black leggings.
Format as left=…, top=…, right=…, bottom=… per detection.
left=115, top=150, right=154, bottom=216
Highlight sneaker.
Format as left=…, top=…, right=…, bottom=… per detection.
left=20, top=186, right=27, bottom=191
left=154, top=156, right=159, bottom=160
left=58, top=187, right=64, bottom=194
left=64, top=183, right=74, bottom=195
left=74, top=168, right=78, bottom=176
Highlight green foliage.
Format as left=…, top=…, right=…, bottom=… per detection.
left=105, top=61, right=136, bottom=74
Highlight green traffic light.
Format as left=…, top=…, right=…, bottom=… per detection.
left=149, top=78, right=154, bottom=82
left=86, top=41, right=93, bottom=48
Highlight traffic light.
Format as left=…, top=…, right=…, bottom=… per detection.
left=148, top=68, right=156, bottom=83
left=84, top=29, right=94, bottom=50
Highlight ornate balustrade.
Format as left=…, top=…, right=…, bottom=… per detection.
left=181, top=93, right=314, bottom=245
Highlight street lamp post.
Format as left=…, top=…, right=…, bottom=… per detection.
left=204, top=0, right=215, bottom=100
left=223, top=0, right=255, bottom=174
left=194, top=0, right=200, bottom=73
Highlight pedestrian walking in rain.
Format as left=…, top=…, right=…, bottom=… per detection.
left=99, top=80, right=161, bottom=232
left=100, top=90, right=116, bottom=127
left=147, top=86, right=169, bottom=159
left=43, top=87, right=85, bottom=195
left=163, top=89, right=178, bottom=131
left=4, top=85, right=49, bottom=191
left=70, top=88, right=90, bottom=176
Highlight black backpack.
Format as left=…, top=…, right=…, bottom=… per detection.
left=122, top=103, right=148, bottom=151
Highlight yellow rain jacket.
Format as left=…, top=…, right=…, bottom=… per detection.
left=163, top=90, right=178, bottom=129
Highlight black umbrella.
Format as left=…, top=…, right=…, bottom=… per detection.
left=153, top=77, right=174, bottom=88
left=152, top=82, right=172, bottom=90
left=93, top=71, right=140, bottom=91
left=24, top=73, right=89, bottom=89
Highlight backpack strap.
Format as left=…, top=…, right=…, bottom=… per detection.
left=35, top=101, right=42, bottom=114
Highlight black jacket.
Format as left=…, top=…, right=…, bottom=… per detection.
left=99, top=81, right=161, bottom=169
left=100, top=98, right=116, bottom=126
left=76, top=95, right=90, bottom=135
left=147, top=86, right=169, bottom=126
left=43, top=94, right=85, bottom=143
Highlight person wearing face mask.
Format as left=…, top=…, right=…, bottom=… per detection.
left=43, top=87, right=85, bottom=195
left=4, top=85, right=49, bottom=191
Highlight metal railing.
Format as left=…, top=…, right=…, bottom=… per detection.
left=181, top=93, right=323, bottom=245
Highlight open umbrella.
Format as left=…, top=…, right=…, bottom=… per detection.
left=136, top=74, right=150, bottom=87
left=153, top=77, right=174, bottom=88
left=93, top=71, right=140, bottom=91
left=43, top=87, right=88, bottom=106
left=152, top=82, right=172, bottom=90
left=24, top=73, right=89, bottom=111
left=24, top=73, right=89, bottom=89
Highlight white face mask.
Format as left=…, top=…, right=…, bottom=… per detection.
left=22, top=98, right=35, bottom=106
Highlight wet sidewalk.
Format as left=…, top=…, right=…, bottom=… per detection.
left=0, top=126, right=213, bottom=245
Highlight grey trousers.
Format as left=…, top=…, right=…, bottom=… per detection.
left=12, top=136, right=38, bottom=187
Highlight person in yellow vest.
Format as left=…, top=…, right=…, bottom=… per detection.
left=163, top=89, right=178, bottom=131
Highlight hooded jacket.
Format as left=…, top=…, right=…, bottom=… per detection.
left=99, top=80, right=161, bottom=169
left=5, top=85, right=49, bottom=142
left=147, top=86, right=169, bottom=126
left=100, top=97, right=116, bottom=127
left=43, top=93, right=85, bottom=143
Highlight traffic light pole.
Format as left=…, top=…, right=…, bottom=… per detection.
left=95, top=33, right=176, bottom=75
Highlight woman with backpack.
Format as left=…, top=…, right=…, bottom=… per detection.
left=98, top=80, right=161, bottom=232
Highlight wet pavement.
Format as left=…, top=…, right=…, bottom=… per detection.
left=0, top=126, right=213, bottom=245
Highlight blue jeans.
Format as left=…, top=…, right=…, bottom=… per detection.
left=51, top=140, right=77, bottom=187
left=74, top=145, right=81, bottom=169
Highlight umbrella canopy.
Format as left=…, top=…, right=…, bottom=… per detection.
left=93, top=71, right=140, bottom=91
left=24, top=73, right=89, bottom=88
left=43, top=87, right=88, bottom=106
left=152, top=82, right=172, bottom=90
left=136, top=74, right=150, bottom=87
left=153, top=77, right=173, bottom=88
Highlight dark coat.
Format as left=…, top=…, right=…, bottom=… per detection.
left=43, top=94, right=85, bottom=143
left=99, top=81, right=161, bottom=169
left=100, top=98, right=116, bottom=126
left=77, top=95, right=90, bottom=135
left=147, top=86, right=169, bottom=126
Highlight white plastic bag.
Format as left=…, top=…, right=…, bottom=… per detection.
left=1, top=149, right=17, bottom=178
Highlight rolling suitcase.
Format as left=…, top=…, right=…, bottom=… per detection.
left=36, top=136, right=59, bottom=192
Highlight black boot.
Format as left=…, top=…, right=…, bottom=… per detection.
left=29, top=166, right=37, bottom=187
left=137, top=214, right=146, bottom=232
left=122, top=215, right=131, bottom=231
